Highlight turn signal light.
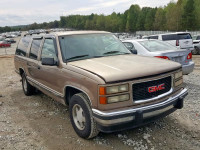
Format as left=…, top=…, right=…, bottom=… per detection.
left=99, top=97, right=107, bottom=104
left=155, top=56, right=170, bottom=60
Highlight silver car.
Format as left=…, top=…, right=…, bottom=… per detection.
left=123, top=39, right=195, bottom=75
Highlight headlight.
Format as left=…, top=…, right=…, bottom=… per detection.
left=100, top=94, right=130, bottom=104
left=99, top=84, right=129, bottom=95
left=175, top=71, right=182, bottom=79
left=107, top=94, right=130, bottom=104
left=175, top=78, right=183, bottom=87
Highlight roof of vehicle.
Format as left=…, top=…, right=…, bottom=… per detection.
left=122, top=39, right=157, bottom=42
left=53, top=30, right=110, bottom=36
left=24, top=30, right=111, bottom=38
left=158, top=32, right=190, bottom=36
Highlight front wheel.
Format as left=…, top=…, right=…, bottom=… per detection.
left=69, top=93, right=99, bottom=139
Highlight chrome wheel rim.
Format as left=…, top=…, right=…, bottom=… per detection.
left=72, top=104, right=86, bottom=130
left=23, top=77, right=27, bottom=92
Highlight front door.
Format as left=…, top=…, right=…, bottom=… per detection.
left=37, top=37, right=64, bottom=96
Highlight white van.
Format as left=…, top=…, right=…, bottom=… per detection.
left=143, top=32, right=194, bottom=51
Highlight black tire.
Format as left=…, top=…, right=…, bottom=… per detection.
left=22, top=73, right=35, bottom=96
left=69, top=93, right=99, bottom=139
left=197, top=47, right=200, bottom=55
left=192, top=47, right=198, bottom=55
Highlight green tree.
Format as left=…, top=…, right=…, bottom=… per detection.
left=182, top=0, right=196, bottom=30
left=153, top=8, right=166, bottom=30
left=126, top=5, right=141, bottom=32
left=144, top=8, right=157, bottom=30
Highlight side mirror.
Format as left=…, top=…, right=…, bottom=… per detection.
left=42, top=58, right=57, bottom=66
left=130, top=49, right=138, bottom=54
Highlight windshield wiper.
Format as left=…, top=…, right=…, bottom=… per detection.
left=103, top=51, right=121, bottom=55
left=103, top=51, right=130, bottom=55
left=66, top=55, right=89, bottom=61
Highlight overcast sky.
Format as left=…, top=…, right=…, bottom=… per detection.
left=0, top=0, right=177, bottom=27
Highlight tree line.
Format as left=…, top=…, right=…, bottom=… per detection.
left=1, top=0, right=200, bottom=33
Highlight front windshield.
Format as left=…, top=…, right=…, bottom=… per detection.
left=192, top=36, right=197, bottom=40
left=59, top=33, right=130, bottom=62
left=139, top=40, right=178, bottom=52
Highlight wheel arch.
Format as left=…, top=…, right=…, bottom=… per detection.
left=64, top=85, right=92, bottom=106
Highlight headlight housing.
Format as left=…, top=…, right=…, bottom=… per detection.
left=107, top=94, right=130, bottom=104
left=99, top=84, right=129, bottom=95
left=99, top=84, right=130, bottom=104
left=175, top=78, right=183, bottom=87
left=175, top=71, right=182, bottom=79
left=174, top=71, right=183, bottom=87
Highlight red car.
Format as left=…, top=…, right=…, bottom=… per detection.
left=0, top=41, right=11, bottom=48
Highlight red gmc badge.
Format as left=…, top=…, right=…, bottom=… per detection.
left=148, top=83, right=165, bottom=93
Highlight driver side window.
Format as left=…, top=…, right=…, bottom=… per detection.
left=41, top=39, right=58, bottom=61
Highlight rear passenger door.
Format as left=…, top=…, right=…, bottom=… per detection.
left=27, top=38, right=42, bottom=80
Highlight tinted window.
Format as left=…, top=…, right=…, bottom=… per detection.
left=123, top=42, right=135, bottom=50
left=177, top=33, right=192, bottom=40
left=30, top=39, right=42, bottom=60
left=162, top=34, right=177, bottom=41
left=149, top=36, right=158, bottom=39
left=41, top=39, right=58, bottom=61
left=139, top=40, right=178, bottom=52
left=197, top=36, right=200, bottom=40
left=162, top=33, right=192, bottom=41
left=15, top=37, right=31, bottom=56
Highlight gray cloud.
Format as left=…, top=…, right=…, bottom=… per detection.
left=0, top=0, right=177, bottom=27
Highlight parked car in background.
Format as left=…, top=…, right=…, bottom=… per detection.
left=5, top=38, right=16, bottom=44
left=192, top=35, right=200, bottom=55
left=0, top=41, right=11, bottom=48
left=6, top=34, right=17, bottom=38
left=0, top=36, right=5, bottom=41
left=142, top=32, right=194, bottom=52
left=123, top=39, right=194, bottom=75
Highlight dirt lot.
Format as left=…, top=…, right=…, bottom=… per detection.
left=0, top=54, right=200, bottom=149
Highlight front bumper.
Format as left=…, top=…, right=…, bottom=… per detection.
left=92, top=88, right=188, bottom=133
left=182, top=61, right=195, bottom=75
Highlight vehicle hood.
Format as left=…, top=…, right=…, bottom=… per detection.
left=68, top=54, right=181, bottom=83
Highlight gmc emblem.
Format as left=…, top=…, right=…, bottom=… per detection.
left=148, top=83, right=165, bottom=93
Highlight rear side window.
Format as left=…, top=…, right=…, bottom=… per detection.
left=15, top=37, right=31, bottom=56
left=197, top=36, right=200, bottom=40
left=29, top=39, right=42, bottom=60
left=149, top=36, right=158, bottom=39
left=162, top=33, right=192, bottom=41
left=123, top=42, right=135, bottom=50
left=162, top=34, right=177, bottom=41
left=177, top=34, right=192, bottom=40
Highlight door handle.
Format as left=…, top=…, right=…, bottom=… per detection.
left=37, top=66, right=40, bottom=70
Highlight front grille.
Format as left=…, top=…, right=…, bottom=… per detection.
left=132, top=76, right=172, bottom=101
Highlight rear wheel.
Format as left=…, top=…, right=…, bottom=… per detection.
left=22, top=73, right=35, bottom=96
left=192, top=47, right=199, bottom=55
left=69, top=93, right=99, bottom=139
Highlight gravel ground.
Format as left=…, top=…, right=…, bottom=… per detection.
left=0, top=55, right=200, bottom=150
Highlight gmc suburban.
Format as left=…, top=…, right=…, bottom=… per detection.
left=14, top=31, right=188, bottom=139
